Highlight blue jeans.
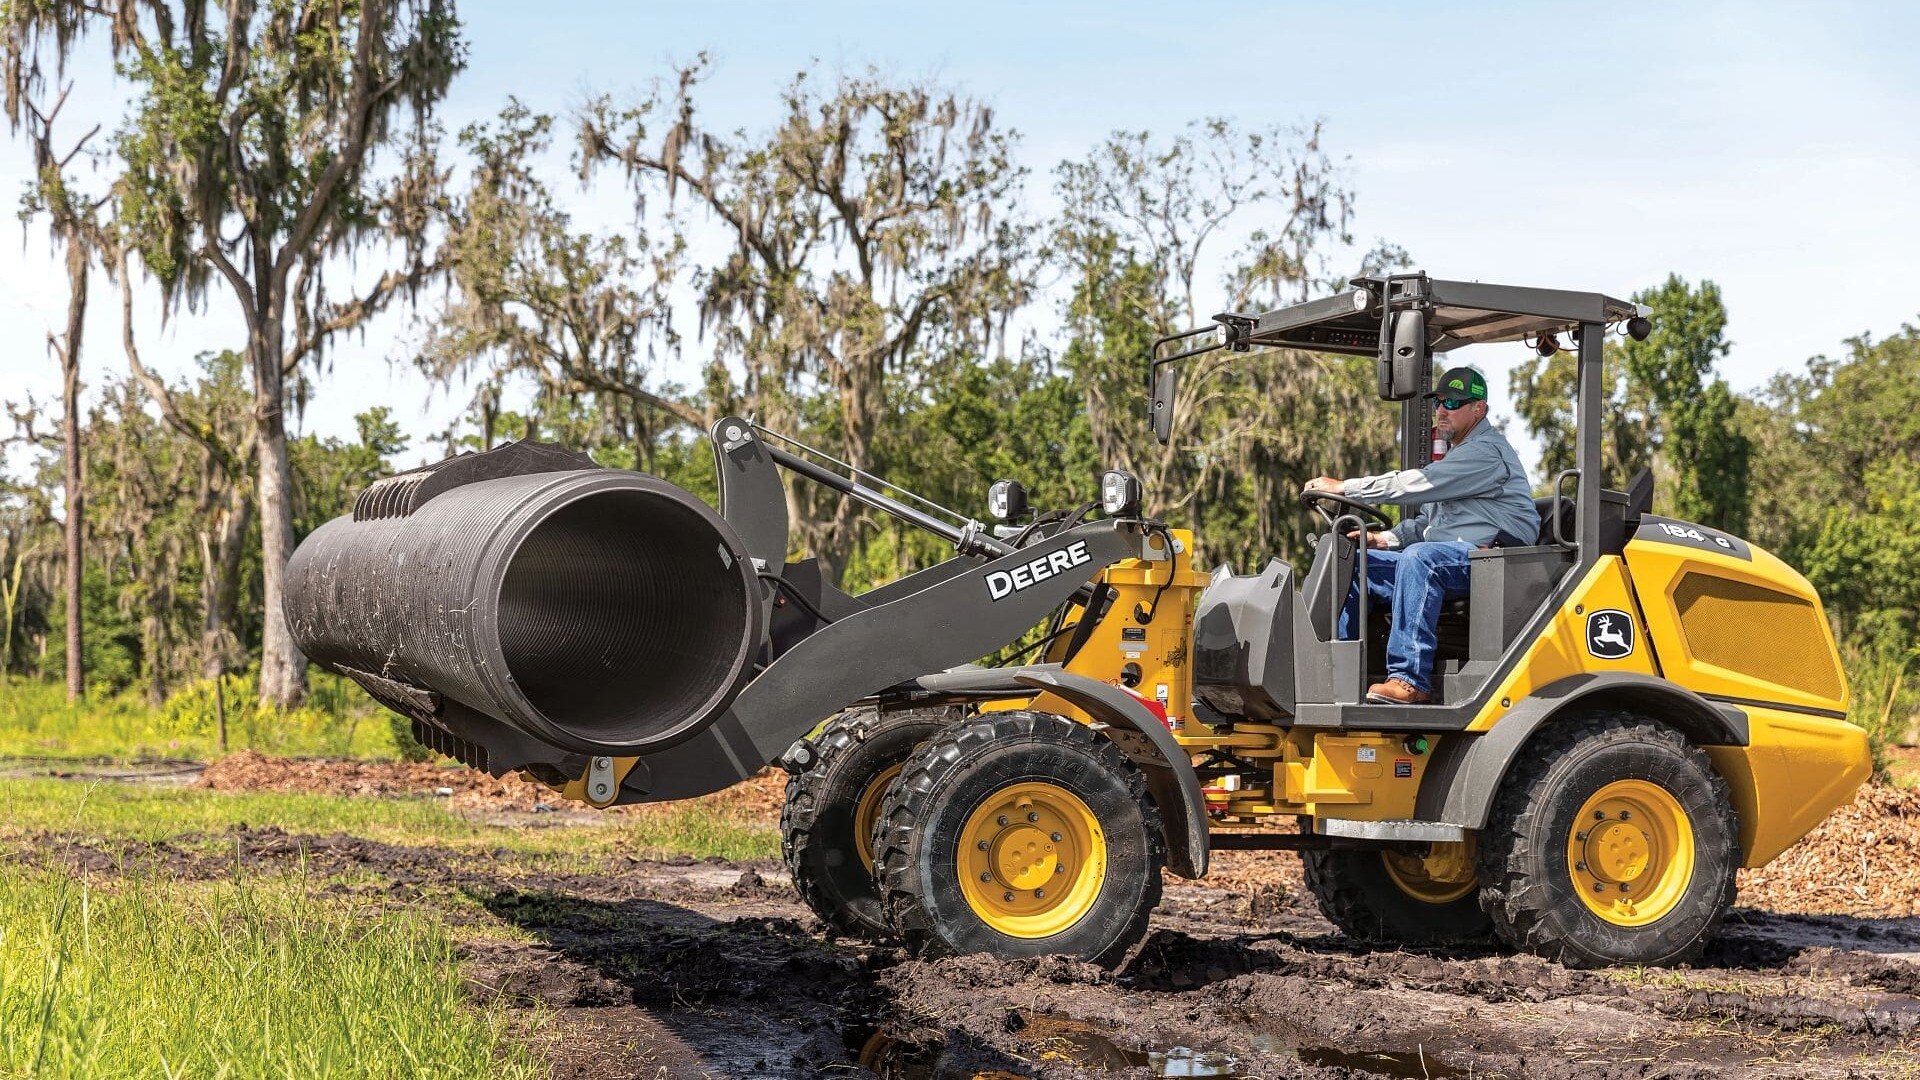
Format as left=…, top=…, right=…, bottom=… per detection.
left=1337, top=541, right=1473, bottom=694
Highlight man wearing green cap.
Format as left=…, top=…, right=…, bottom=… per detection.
left=1304, top=365, right=1538, bottom=704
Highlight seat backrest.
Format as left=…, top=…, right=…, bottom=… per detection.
left=1534, top=496, right=1575, bottom=547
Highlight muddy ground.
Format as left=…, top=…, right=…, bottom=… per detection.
left=13, top=761, right=1920, bottom=1080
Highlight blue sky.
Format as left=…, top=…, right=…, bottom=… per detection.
left=3, top=0, right=1916, bottom=478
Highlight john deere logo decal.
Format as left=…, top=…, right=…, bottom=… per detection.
left=987, top=540, right=1093, bottom=601
left=1585, top=609, right=1634, bottom=660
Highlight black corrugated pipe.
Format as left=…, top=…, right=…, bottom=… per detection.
left=285, top=466, right=763, bottom=756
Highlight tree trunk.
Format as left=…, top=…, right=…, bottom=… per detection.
left=252, top=325, right=306, bottom=708
left=60, top=237, right=87, bottom=703
left=199, top=480, right=252, bottom=680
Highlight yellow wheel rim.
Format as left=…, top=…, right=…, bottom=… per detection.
left=1381, top=836, right=1478, bottom=904
left=956, top=782, right=1107, bottom=938
left=852, top=762, right=904, bottom=874
left=1568, top=779, right=1695, bottom=927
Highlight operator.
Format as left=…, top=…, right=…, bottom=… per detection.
left=1303, top=365, right=1538, bottom=705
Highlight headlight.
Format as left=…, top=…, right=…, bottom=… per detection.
left=1100, top=470, right=1143, bottom=518
left=987, top=479, right=1028, bottom=522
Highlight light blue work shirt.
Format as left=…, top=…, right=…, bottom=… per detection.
left=1339, top=420, right=1540, bottom=548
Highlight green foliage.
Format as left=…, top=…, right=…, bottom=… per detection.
left=0, top=671, right=401, bottom=761
left=1511, top=275, right=1748, bottom=534
left=0, top=865, right=541, bottom=1080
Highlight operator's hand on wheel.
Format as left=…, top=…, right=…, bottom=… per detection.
left=1304, top=476, right=1343, bottom=494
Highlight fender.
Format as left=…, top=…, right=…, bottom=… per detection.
left=909, top=664, right=1210, bottom=879
left=1415, top=672, right=1749, bottom=829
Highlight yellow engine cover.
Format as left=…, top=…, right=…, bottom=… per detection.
left=1623, top=523, right=1848, bottom=716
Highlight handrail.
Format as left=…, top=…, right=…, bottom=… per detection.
left=1550, top=469, right=1580, bottom=549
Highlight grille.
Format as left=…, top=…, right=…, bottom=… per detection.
left=1673, top=574, right=1842, bottom=700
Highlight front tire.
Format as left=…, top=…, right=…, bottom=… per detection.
left=872, top=712, right=1164, bottom=967
left=1477, top=711, right=1739, bottom=968
left=1303, top=838, right=1493, bottom=945
left=780, top=707, right=958, bottom=940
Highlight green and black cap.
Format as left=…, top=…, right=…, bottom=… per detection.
left=1425, top=366, right=1487, bottom=403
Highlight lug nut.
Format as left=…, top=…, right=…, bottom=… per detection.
left=980, top=872, right=993, bottom=882
left=1619, top=810, right=1631, bottom=821
left=977, top=839, right=989, bottom=851
left=1593, top=882, right=1606, bottom=893
left=1055, top=863, right=1065, bottom=875
left=1619, top=883, right=1631, bottom=892
left=1576, top=831, right=1588, bottom=842
left=1051, top=832, right=1062, bottom=842
left=1575, top=861, right=1587, bottom=872
left=997, top=815, right=1009, bottom=826
left=1594, top=810, right=1606, bottom=820
left=1027, top=812, right=1039, bottom=823
left=1003, top=892, right=1014, bottom=903
left=1035, top=888, right=1045, bottom=899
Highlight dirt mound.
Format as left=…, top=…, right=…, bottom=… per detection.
left=1736, top=781, right=1920, bottom=918
left=194, top=749, right=789, bottom=817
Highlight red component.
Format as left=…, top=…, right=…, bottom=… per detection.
left=1120, top=686, right=1172, bottom=729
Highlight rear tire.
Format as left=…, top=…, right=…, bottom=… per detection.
left=780, top=707, right=958, bottom=940
left=1303, top=840, right=1493, bottom=945
left=1477, top=711, right=1739, bottom=968
left=873, top=712, right=1164, bottom=967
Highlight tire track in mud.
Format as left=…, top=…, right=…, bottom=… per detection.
left=13, top=827, right=1920, bottom=1079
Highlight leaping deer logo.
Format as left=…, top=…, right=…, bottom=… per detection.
left=1587, top=610, right=1634, bottom=659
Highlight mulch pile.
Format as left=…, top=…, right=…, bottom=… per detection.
left=194, top=749, right=788, bottom=818
left=194, top=750, right=1919, bottom=918
left=1735, top=780, right=1920, bottom=918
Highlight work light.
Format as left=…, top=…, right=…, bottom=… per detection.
left=1100, top=470, right=1143, bottom=518
left=987, top=479, right=1028, bottom=522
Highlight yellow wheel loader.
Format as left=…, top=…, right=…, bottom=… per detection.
left=286, top=272, right=1870, bottom=970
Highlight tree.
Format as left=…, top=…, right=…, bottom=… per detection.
left=1511, top=275, right=1747, bottom=531
left=580, top=59, right=1035, bottom=581
left=1051, top=119, right=1399, bottom=567
left=421, top=102, right=690, bottom=463
left=11, top=84, right=108, bottom=701
left=83, top=0, right=464, bottom=707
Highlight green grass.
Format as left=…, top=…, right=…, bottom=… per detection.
left=0, top=863, right=545, bottom=1080
left=0, top=673, right=409, bottom=763
left=0, top=778, right=779, bottom=864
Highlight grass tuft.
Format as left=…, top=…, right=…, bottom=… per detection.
left=0, top=862, right=543, bottom=1080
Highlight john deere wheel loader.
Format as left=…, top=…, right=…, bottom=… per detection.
left=286, top=272, right=1870, bottom=970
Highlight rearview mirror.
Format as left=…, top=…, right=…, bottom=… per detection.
left=1378, top=310, right=1427, bottom=400
left=1151, top=364, right=1177, bottom=444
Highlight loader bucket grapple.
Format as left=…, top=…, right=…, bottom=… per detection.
left=286, top=442, right=763, bottom=756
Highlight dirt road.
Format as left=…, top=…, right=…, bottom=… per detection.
left=27, top=819, right=1920, bottom=1080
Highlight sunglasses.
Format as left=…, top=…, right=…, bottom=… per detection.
left=1435, top=397, right=1477, bottom=411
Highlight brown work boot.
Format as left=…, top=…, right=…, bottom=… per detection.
left=1366, top=677, right=1431, bottom=705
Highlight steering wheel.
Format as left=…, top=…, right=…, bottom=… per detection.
left=1300, top=489, right=1394, bottom=533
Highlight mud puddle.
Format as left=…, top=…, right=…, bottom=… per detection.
left=0, top=757, right=204, bottom=784
left=853, top=1012, right=1466, bottom=1079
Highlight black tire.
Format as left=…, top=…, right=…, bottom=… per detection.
left=872, top=712, right=1165, bottom=967
left=1477, top=711, right=1739, bottom=968
left=780, top=707, right=959, bottom=940
left=1302, top=845, right=1494, bottom=945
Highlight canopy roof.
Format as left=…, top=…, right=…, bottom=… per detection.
left=1216, top=274, right=1647, bottom=357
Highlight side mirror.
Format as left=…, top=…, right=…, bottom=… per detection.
left=1151, top=364, right=1177, bottom=444
left=1378, top=309, right=1427, bottom=401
